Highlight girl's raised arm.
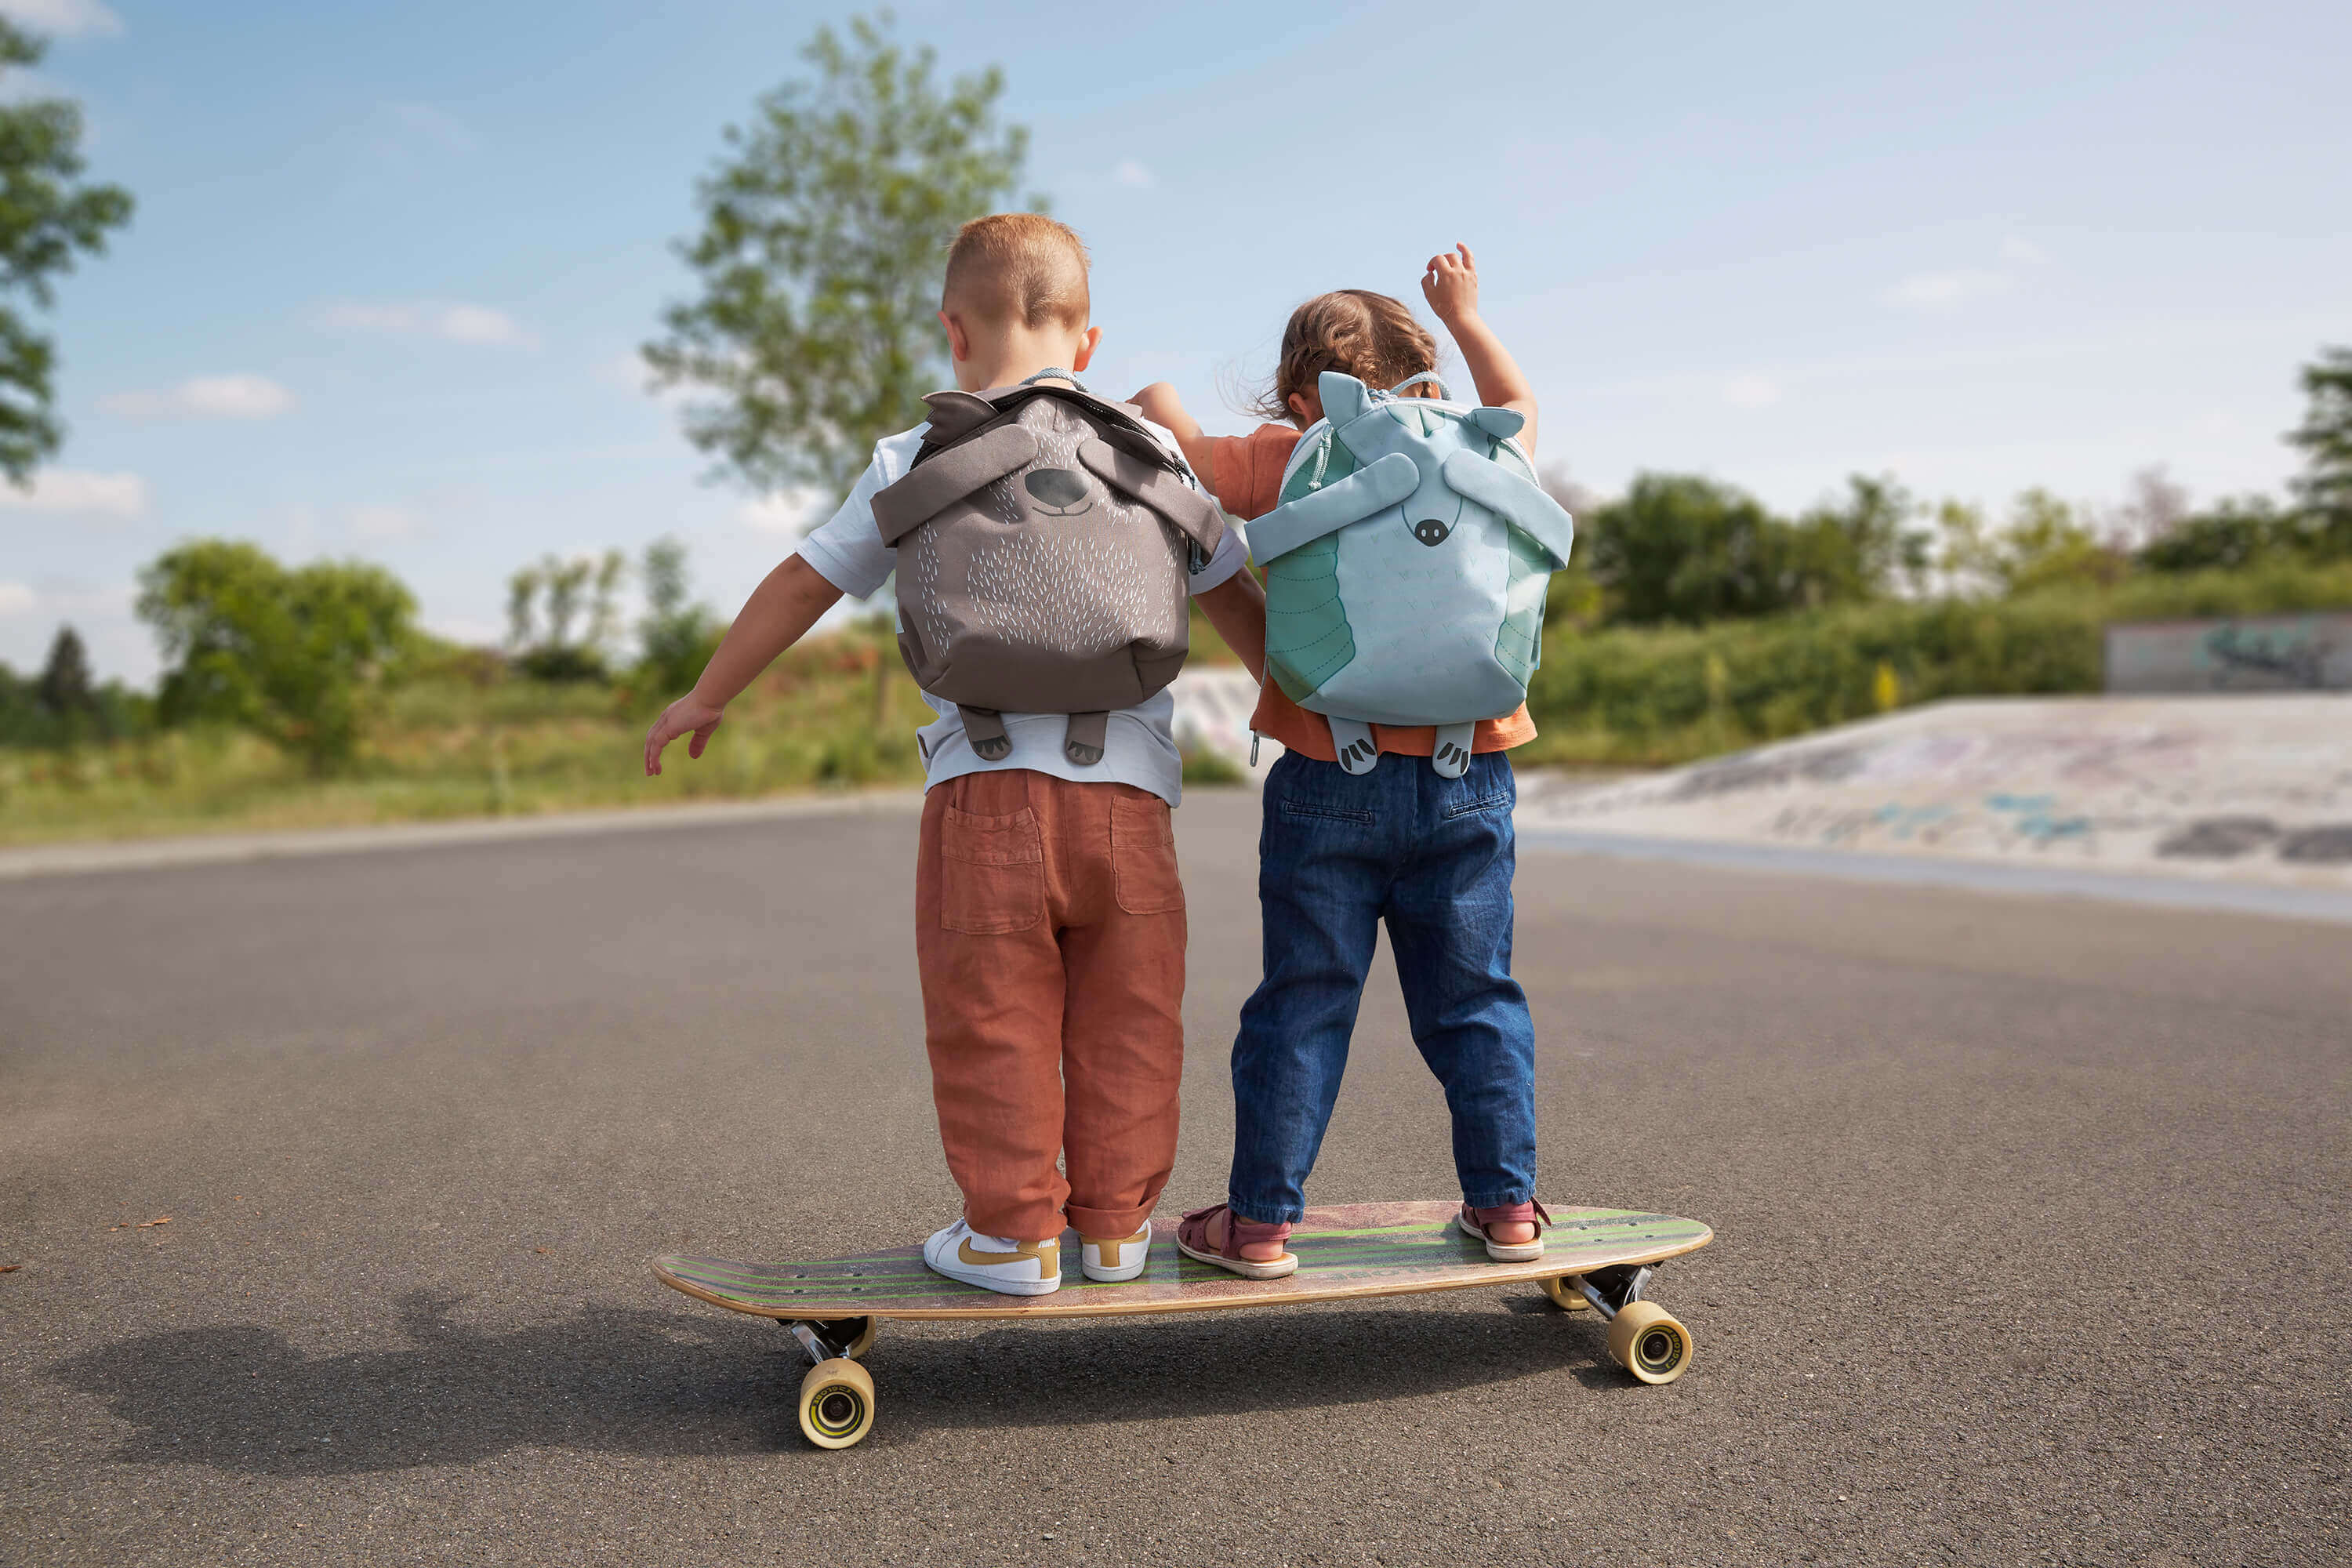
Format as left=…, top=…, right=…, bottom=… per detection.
left=1422, top=244, right=1538, bottom=458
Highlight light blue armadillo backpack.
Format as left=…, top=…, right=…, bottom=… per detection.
left=1249, top=370, right=1575, bottom=777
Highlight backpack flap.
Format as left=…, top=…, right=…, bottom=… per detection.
left=1247, top=451, right=1419, bottom=564
left=1440, top=448, right=1575, bottom=568
left=1076, top=439, right=1225, bottom=558
left=872, top=423, right=1041, bottom=546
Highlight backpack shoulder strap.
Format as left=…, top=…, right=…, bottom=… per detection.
left=872, top=422, right=1041, bottom=546
left=1076, top=438, right=1224, bottom=555
left=1247, top=451, right=1418, bottom=564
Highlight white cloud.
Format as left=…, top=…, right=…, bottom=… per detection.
left=1879, top=268, right=2013, bottom=310
left=0, top=0, right=123, bottom=37
left=1999, top=236, right=2049, bottom=266
left=0, top=468, right=147, bottom=519
left=0, top=580, right=34, bottom=615
left=1722, top=374, right=1782, bottom=408
left=739, top=492, right=820, bottom=534
left=1113, top=159, right=1155, bottom=190
left=347, top=504, right=424, bottom=542
left=101, top=373, right=292, bottom=421
left=319, top=301, right=534, bottom=348
left=387, top=103, right=475, bottom=154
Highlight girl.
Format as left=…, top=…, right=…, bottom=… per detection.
left=1131, top=244, right=1551, bottom=1276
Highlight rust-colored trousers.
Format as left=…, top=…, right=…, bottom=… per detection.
left=914, top=770, right=1187, bottom=1243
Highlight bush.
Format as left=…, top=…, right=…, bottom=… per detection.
left=1522, top=561, right=2352, bottom=766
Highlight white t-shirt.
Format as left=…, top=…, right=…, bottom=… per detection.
left=796, top=415, right=1247, bottom=806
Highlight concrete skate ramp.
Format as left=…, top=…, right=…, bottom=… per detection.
left=1518, top=695, right=2352, bottom=912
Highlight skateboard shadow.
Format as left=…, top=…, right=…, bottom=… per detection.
left=49, top=1287, right=1628, bottom=1472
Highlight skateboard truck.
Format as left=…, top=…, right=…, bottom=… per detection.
left=1570, top=1262, right=1655, bottom=1319
left=782, top=1316, right=873, bottom=1363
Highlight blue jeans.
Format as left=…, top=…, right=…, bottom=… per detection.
left=1228, top=750, right=1537, bottom=1225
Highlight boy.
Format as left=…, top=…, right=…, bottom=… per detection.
left=644, top=214, right=1266, bottom=1296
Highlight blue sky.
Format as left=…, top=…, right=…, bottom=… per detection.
left=2, top=0, right=2345, bottom=682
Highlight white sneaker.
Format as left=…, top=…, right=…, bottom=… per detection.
left=1080, top=1218, right=1153, bottom=1283
left=920, top=1219, right=1061, bottom=1297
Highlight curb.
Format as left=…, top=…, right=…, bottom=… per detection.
left=0, top=791, right=925, bottom=883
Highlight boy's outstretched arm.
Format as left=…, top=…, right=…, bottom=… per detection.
left=1195, top=568, right=1266, bottom=684
left=643, top=554, right=842, bottom=775
left=1422, top=243, right=1538, bottom=458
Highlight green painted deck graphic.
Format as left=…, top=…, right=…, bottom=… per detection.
left=653, top=1201, right=1712, bottom=1322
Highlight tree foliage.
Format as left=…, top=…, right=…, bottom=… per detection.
left=644, top=13, right=1035, bottom=503
left=136, top=542, right=417, bottom=774
left=506, top=550, right=624, bottom=681
left=637, top=536, right=719, bottom=695
left=1581, top=474, right=1922, bottom=626
left=2287, top=344, right=2352, bottom=546
left=0, top=20, right=133, bottom=485
left=36, top=622, right=93, bottom=720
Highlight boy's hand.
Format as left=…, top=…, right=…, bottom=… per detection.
left=1421, top=243, right=1482, bottom=326
left=644, top=693, right=724, bottom=775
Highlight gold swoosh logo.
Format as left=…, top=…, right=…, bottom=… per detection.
left=960, top=1236, right=1058, bottom=1277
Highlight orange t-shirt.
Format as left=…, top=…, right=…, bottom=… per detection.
left=1203, top=423, right=1537, bottom=764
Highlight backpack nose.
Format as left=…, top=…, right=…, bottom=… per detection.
left=1411, top=517, right=1453, bottom=546
left=1024, top=468, right=1090, bottom=510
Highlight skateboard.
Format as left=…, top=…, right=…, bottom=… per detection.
left=652, top=1200, right=1712, bottom=1449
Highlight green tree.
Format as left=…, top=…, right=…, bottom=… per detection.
left=506, top=549, right=625, bottom=681
left=35, top=623, right=94, bottom=724
left=2137, top=495, right=2296, bottom=574
left=0, top=20, right=133, bottom=485
left=645, top=13, right=1036, bottom=503
left=1583, top=474, right=1898, bottom=626
left=637, top=536, right=719, bottom=695
left=136, top=541, right=417, bottom=775
left=1789, top=475, right=1928, bottom=604
left=2288, top=344, right=2352, bottom=553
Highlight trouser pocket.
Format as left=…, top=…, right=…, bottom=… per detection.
left=938, top=805, right=1045, bottom=934
left=1109, top=793, right=1184, bottom=915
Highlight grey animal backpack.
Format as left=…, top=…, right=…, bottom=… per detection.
left=871, top=373, right=1225, bottom=765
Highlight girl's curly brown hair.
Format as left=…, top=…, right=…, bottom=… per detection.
left=1248, top=289, right=1442, bottom=426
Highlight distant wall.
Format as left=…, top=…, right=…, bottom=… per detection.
left=2104, top=615, right=2352, bottom=693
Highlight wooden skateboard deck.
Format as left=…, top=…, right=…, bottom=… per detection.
left=654, top=1201, right=1709, bottom=1320
left=653, top=1202, right=1712, bottom=1446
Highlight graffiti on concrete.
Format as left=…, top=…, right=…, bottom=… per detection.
left=2279, top=826, right=2352, bottom=864
left=2158, top=818, right=2279, bottom=858
left=2204, top=624, right=2336, bottom=690
left=1668, top=744, right=1863, bottom=800
left=2107, top=614, right=2352, bottom=693
left=1518, top=695, right=2352, bottom=887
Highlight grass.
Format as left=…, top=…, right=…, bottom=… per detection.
left=0, top=629, right=932, bottom=848
left=0, top=615, right=1258, bottom=850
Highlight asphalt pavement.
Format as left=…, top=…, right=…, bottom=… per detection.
left=3, top=786, right=2347, bottom=1566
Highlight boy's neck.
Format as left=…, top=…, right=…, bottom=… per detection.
left=955, top=324, right=1088, bottom=394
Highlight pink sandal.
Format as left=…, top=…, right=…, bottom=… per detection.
left=1176, top=1204, right=1298, bottom=1279
left=1457, top=1200, right=1552, bottom=1262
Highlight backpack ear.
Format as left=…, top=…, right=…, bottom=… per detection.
left=921, top=390, right=1000, bottom=442
left=1466, top=406, right=1525, bottom=441
left=1316, top=371, right=1370, bottom=426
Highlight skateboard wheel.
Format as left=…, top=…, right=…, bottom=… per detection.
left=1606, top=1301, right=1692, bottom=1386
left=1541, top=1275, right=1591, bottom=1312
left=797, top=1359, right=877, bottom=1450
left=841, top=1316, right=877, bottom=1359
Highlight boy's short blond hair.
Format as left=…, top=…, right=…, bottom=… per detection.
left=942, top=213, right=1090, bottom=331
